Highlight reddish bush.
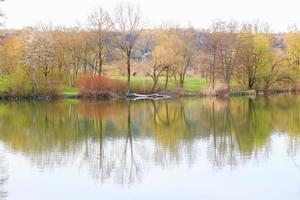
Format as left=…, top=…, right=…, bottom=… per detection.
left=215, top=87, right=231, bottom=96
left=201, top=84, right=231, bottom=96
left=79, top=76, right=127, bottom=97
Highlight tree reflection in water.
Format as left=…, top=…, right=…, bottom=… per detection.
left=0, top=96, right=299, bottom=185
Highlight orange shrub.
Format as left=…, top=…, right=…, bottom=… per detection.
left=79, top=76, right=127, bottom=97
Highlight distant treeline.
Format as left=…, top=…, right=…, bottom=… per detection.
left=1, top=2, right=300, bottom=95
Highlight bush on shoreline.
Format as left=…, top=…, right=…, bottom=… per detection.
left=78, top=76, right=127, bottom=98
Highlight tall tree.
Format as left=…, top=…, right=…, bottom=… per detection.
left=54, top=27, right=85, bottom=86
left=114, top=1, right=143, bottom=88
left=261, top=51, right=294, bottom=92
left=173, top=27, right=197, bottom=88
left=87, top=7, right=114, bottom=76
left=204, top=20, right=241, bottom=90
left=203, top=26, right=220, bottom=89
left=145, top=30, right=172, bottom=92
left=237, top=28, right=272, bottom=90
left=217, top=20, right=242, bottom=89
left=286, top=29, right=300, bottom=71
left=23, top=26, right=55, bottom=91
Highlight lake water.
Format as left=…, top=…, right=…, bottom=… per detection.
left=0, top=96, right=299, bottom=199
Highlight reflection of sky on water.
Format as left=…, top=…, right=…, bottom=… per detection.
left=0, top=96, right=299, bottom=199
left=1, top=135, right=300, bottom=200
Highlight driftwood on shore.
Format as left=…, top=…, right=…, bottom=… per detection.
left=125, top=92, right=171, bottom=100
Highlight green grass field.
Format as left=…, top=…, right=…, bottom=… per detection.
left=113, top=76, right=208, bottom=93
left=0, top=76, right=23, bottom=93
left=58, top=87, right=80, bottom=96
left=0, top=75, right=209, bottom=96
left=0, top=76, right=32, bottom=94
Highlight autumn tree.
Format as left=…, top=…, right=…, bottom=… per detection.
left=261, top=50, right=294, bottom=92
left=144, top=30, right=171, bottom=92
left=172, top=27, right=198, bottom=88
left=286, top=27, right=300, bottom=72
left=237, top=23, right=273, bottom=90
left=53, top=27, right=85, bottom=86
left=0, top=36, right=25, bottom=75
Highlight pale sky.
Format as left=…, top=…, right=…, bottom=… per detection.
left=2, top=0, right=300, bottom=32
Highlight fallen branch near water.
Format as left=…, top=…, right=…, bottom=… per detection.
left=125, top=92, right=171, bottom=100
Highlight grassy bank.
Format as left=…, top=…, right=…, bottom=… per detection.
left=113, top=76, right=208, bottom=93
left=0, top=75, right=209, bottom=99
left=0, top=75, right=294, bottom=100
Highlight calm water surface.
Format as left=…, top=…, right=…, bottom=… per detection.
left=0, top=96, right=299, bottom=199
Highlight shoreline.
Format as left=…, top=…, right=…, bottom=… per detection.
left=0, top=89, right=297, bottom=101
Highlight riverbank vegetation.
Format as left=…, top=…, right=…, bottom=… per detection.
left=1, top=2, right=300, bottom=98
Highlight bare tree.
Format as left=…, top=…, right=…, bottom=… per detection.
left=203, top=20, right=238, bottom=90
left=217, top=20, right=242, bottom=89
left=87, top=7, right=114, bottom=76
left=114, top=1, right=143, bottom=88
left=203, top=25, right=221, bottom=89
left=147, top=52, right=168, bottom=92
left=174, top=27, right=197, bottom=88
left=145, top=30, right=172, bottom=92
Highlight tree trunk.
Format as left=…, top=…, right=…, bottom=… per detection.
left=127, top=55, right=131, bottom=89
left=32, top=65, right=37, bottom=95
left=45, top=73, right=48, bottom=89
left=180, top=78, right=184, bottom=88
left=152, top=78, right=158, bottom=93
left=98, top=53, right=103, bottom=76
left=248, top=78, right=253, bottom=90
left=164, top=67, right=169, bottom=91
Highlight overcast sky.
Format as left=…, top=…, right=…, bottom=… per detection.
left=2, top=0, right=300, bottom=32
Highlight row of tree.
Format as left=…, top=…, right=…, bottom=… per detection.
left=1, top=2, right=300, bottom=93
left=202, top=20, right=300, bottom=92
